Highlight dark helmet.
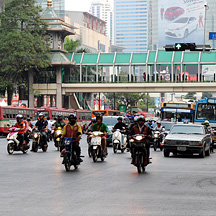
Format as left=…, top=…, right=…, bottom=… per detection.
left=137, top=115, right=145, bottom=122
left=117, top=117, right=123, bottom=121
left=69, top=113, right=76, bottom=121
left=16, top=114, right=23, bottom=123
left=58, top=114, right=63, bottom=121
left=96, top=114, right=103, bottom=121
left=47, top=117, right=50, bottom=120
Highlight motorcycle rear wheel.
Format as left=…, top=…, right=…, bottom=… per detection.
left=113, top=144, right=117, bottom=154
left=7, top=143, right=14, bottom=154
left=42, top=145, right=47, bottom=152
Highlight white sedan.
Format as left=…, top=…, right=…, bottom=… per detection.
left=165, top=17, right=198, bottom=38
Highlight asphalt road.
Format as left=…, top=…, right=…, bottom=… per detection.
left=1, top=135, right=216, bottom=216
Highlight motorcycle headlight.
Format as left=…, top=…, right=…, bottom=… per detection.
left=114, top=133, right=118, bottom=138
left=154, top=134, right=159, bottom=138
left=34, top=134, right=38, bottom=138
left=130, top=139, right=134, bottom=143
left=65, top=141, right=71, bottom=145
left=56, top=131, right=62, bottom=136
left=135, top=135, right=143, bottom=141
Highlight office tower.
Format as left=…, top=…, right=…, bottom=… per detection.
left=89, top=0, right=114, bottom=44
left=114, top=0, right=148, bottom=53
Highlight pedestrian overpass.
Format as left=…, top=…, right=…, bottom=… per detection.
left=32, top=50, right=216, bottom=108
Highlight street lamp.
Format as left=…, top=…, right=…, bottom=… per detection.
left=203, top=2, right=209, bottom=52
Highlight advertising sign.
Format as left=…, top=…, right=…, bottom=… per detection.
left=158, top=0, right=205, bottom=47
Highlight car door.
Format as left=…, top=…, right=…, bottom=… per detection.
left=204, top=127, right=211, bottom=149
left=188, top=17, right=194, bottom=33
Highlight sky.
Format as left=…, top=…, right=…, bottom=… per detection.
left=65, top=0, right=113, bottom=12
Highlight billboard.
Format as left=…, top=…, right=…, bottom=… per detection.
left=158, top=0, right=205, bottom=47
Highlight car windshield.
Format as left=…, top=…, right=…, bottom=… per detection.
left=103, top=117, right=118, bottom=126
left=174, top=18, right=188, bottom=23
left=170, top=125, right=204, bottom=135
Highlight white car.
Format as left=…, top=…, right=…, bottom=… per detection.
left=165, top=17, right=198, bottom=38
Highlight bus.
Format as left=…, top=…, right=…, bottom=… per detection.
left=194, top=98, right=216, bottom=126
left=36, top=107, right=91, bottom=128
left=161, top=100, right=196, bottom=122
left=0, top=106, right=36, bottom=135
left=91, top=110, right=121, bottom=118
left=194, top=98, right=216, bottom=144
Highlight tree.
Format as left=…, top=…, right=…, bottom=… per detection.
left=104, top=92, right=147, bottom=110
left=184, top=92, right=196, bottom=100
left=202, top=92, right=212, bottom=99
left=64, top=37, right=81, bottom=53
left=0, top=0, right=50, bottom=98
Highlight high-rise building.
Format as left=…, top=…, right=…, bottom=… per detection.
left=149, top=0, right=216, bottom=50
left=36, top=0, right=65, bottom=19
left=114, top=0, right=148, bottom=53
left=89, top=0, right=114, bottom=44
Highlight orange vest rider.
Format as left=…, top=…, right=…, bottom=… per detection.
left=63, top=123, right=82, bottom=139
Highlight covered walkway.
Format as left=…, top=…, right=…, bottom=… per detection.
left=64, top=50, right=216, bottom=83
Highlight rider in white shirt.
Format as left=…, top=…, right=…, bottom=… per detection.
left=154, top=121, right=164, bottom=132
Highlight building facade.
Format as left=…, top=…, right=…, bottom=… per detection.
left=36, top=0, right=65, bottom=18
left=89, top=0, right=114, bottom=44
left=65, top=11, right=110, bottom=53
left=114, top=0, right=148, bottom=53
left=149, top=0, right=216, bottom=50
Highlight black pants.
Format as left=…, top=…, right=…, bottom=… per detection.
left=18, top=133, right=24, bottom=145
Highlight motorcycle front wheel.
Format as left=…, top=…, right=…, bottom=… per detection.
left=92, top=149, right=98, bottom=162
left=7, top=143, right=14, bottom=154
left=113, top=144, right=117, bottom=154
left=153, top=141, right=157, bottom=151
left=32, top=142, right=38, bottom=152
left=64, top=154, right=71, bottom=171
left=136, top=155, right=142, bottom=174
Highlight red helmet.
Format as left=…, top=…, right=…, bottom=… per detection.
left=183, top=120, right=189, bottom=124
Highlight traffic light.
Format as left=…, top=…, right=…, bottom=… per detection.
left=164, top=43, right=211, bottom=51
left=164, top=43, right=196, bottom=51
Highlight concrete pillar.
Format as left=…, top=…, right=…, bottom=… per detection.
left=56, top=66, right=62, bottom=108
left=28, top=71, right=34, bottom=108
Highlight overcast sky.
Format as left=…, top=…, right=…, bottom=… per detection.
left=65, top=0, right=113, bottom=12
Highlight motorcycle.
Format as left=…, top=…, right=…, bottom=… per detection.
left=130, top=134, right=149, bottom=173
left=89, top=131, right=108, bottom=162
left=54, top=127, right=63, bottom=151
left=31, top=128, right=48, bottom=152
left=153, top=131, right=163, bottom=151
left=7, top=127, right=30, bottom=154
left=112, top=129, right=127, bottom=153
left=63, top=137, right=81, bottom=171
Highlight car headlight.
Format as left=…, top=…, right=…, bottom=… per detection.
left=135, top=135, right=143, bottom=141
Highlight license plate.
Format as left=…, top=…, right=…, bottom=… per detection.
left=212, top=136, right=216, bottom=141
left=177, top=146, right=186, bottom=151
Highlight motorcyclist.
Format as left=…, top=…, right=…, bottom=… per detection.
left=147, top=119, right=153, bottom=128
left=130, top=115, right=152, bottom=164
left=90, top=114, right=109, bottom=156
left=27, top=118, right=32, bottom=128
left=203, top=120, right=214, bottom=152
left=32, top=113, right=48, bottom=149
left=14, top=114, right=25, bottom=146
left=126, top=111, right=134, bottom=124
left=53, top=114, right=66, bottom=130
left=112, top=117, right=127, bottom=145
left=154, top=121, right=164, bottom=132
left=87, top=117, right=96, bottom=132
left=62, top=113, right=83, bottom=162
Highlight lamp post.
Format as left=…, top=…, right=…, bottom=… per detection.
left=203, top=2, right=209, bottom=52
